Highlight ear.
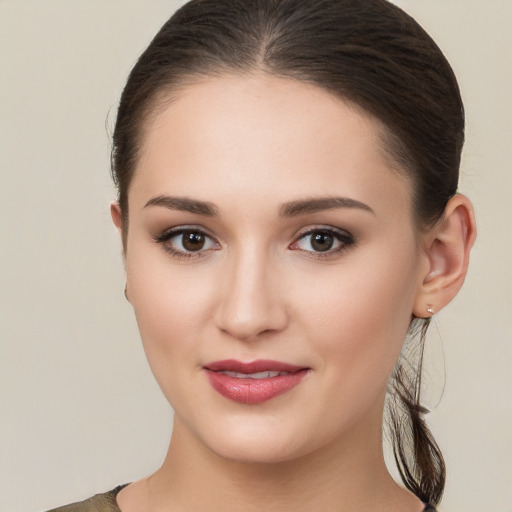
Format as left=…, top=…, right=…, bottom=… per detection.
left=110, top=200, right=126, bottom=258
left=413, top=194, right=476, bottom=318
left=110, top=200, right=123, bottom=231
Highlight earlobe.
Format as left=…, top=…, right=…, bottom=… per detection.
left=413, top=194, right=476, bottom=317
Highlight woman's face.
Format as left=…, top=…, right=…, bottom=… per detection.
left=121, top=74, right=428, bottom=463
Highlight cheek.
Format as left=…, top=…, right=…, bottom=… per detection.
left=291, top=245, right=419, bottom=385
left=125, top=247, right=217, bottom=391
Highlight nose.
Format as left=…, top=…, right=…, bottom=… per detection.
left=214, top=248, right=288, bottom=341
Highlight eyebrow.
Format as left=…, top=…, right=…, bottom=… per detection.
left=143, top=195, right=374, bottom=217
left=279, top=197, right=375, bottom=217
left=144, top=195, right=219, bottom=216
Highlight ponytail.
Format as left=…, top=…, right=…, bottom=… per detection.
left=387, top=318, right=446, bottom=506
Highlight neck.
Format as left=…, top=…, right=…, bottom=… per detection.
left=143, top=405, right=423, bottom=512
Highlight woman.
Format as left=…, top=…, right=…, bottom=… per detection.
left=49, top=0, right=476, bottom=510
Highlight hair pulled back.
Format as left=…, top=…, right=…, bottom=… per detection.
left=112, top=0, right=464, bottom=505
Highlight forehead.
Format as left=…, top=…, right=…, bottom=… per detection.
left=131, top=73, right=412, bottom=217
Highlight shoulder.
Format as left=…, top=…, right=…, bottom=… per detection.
left=45, top=485, right=128, bottom=512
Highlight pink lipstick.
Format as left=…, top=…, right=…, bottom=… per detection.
left=204, top=359, right=309, bottom=404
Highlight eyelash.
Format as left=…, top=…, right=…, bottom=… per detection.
left=291, top=227, right=355, bottom=259
left=153, top=226, right=220, bottom=260
left=153, top=226, right=355, bottom=261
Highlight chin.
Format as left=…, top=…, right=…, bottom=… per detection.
left=188, top=412, right=327, bottom=465
left=208, top=434, right=307, bottom=465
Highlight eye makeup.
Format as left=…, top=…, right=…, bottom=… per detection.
left=289, top=226, right=356, bottom=260
left=153, top=225, right=220, bottom=260
left=153, top=223, right=356, bottom=261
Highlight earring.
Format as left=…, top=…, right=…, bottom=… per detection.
left=124, top=284, right=129, bottom=301
left=427, top=305, right=435, bottom=315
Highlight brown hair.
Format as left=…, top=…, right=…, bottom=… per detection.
left=112, top=0, right=464, bottom=505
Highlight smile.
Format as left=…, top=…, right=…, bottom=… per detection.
left=204, top=360, right=310, bottom=404
left=217, top=370, right=290, bottom=379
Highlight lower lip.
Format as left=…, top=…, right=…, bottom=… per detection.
left=205, top=369, right=309, bottom=404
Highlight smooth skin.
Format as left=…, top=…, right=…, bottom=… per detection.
left=112, top=74, right=476, bottom=512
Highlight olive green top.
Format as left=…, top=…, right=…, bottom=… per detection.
left=46, top=485, right=127, bottom=512
left=47, top=484, right=437, bottom=511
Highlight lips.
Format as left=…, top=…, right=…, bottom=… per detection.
left=204, top=359, right=310, bottom=404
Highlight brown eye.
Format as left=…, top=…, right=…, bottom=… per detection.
left=182, top=231, right=206, bottom=251
left=310, top=232, right=334, bottom=252
left=155, top=227, right=220, bottom=259
left=290, top=227, right=355, bottom=256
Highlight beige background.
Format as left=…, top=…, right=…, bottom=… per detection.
left=0, top=1, right=510, bottom=511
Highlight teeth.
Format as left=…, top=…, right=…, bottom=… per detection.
left=218, top=370, right=288, bottom=379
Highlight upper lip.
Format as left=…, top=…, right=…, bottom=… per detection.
left=204, top=359, right=307, bottom=373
